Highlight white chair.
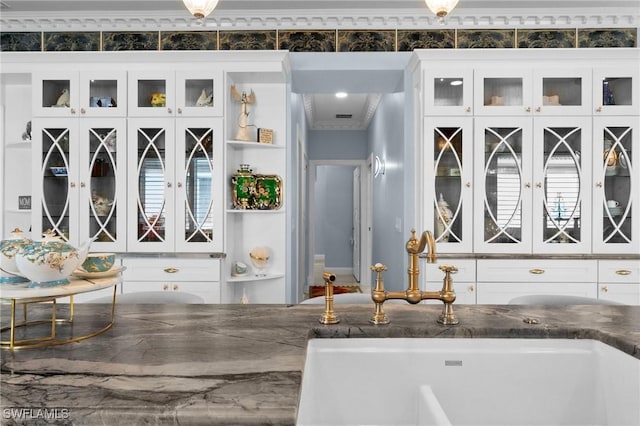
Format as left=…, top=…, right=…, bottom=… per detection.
left=509, top=295, right=624, bottom=305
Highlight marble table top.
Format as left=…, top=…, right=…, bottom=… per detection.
left=1, top=303, right=639, bottom=425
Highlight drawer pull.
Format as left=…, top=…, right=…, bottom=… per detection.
left=164, top=267, right=179, bottom=273
left=163, top=284, right=169, bottom=291
left=601, top=286, right=609, bottom=293
left=529, top=268, right=545, bottom=275
left=615, top=270, right=632, bottom=276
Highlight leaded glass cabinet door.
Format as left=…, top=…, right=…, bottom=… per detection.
left=474, top=118, right=533, bottom=253
left=533, top=117, right=591, bottom=254
left=593, top=117, right=639, bottom=254
left=424, top=117, right=473, bottom=253
left=32, top=119, right=78, bottom=242
left=175, top=119, right=223, bottom=252
left=128, top=119, right=176, bottom=252
left=79, top=119, right=127, bottom=252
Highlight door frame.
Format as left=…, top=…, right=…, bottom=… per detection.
left=307, top=159, right=371, bottom=293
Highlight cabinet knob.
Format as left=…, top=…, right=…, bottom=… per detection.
left=466, top=181, right=471, bottom=188
left=526, top=107, right=531, bottom=112
left=70, top=108, right=76, bottom=114
left=80, top=108, right=86, bottom=114
left=163, top=284, right=169, bottom=291
left=167, top=108, right=172, bottom=114
left=467, top=285, right=475, bottom=292
left=70, top=182, right=76, bottom=188
left=164, top=267, right=179, bottom=273
left=615, top=269, right=632, bottom=276
left=80, top=182, right=86, bottom=188
left=177, top=182, right=183, bottom=188
left=596, top=182, right=603, bottom=188
left=167, top=182, right=172, bottom=188
left=173, top=284, right=179, bottom=291
left=177, top=108, right=183, bottom=114
left=466, top=106, right=471, bottom=113
left=529, top=268, right=545, bottom=275
left=525, top=182, right=531, bottom=188
left=596, top=106, right=602, bottom=113
left=536, top=107, right=541, bottom=112
left=601, top=286, right=609, bottom=293
left=535, top=182, right=542, bottom=188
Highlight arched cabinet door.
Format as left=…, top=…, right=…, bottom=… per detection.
left=592, top=116, right=639, bottom=254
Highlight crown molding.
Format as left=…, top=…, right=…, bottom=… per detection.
left=1, top=8, right=638, bottom=32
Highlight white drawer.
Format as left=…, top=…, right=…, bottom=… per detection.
left=476, top=282, right=597, bottom=304
left=477, top=259, right=598, bottom=283
left=424, top=259, right=475, bottom=283
left=122, top=257, right=220, bottom=282
left=122, top=281, right=220, bottom=303
left=598, top=260, right=640, bottom=284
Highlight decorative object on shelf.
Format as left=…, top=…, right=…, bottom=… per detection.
left=182, top=0, right=219, bottom=22
left=90, top=96, right=116, bottom=107
left=424, top=0, right=459, bottom=22
left=257, top=128, right=273, bottom=144
left=249, top=246, right=270, bottom=277
left=603, top=139, right=619, bottom=176
left=196, top=88, right=213, bottom=107
left=554, top=192, right=566, bottom=220
left=231, top=165, right=283, bottom=210
left=18, top=195, right=31, bottom=210
left=488, top=95, right=504, bottom=106
left=240, top=287, right=249, bottom=304
left=50, top=166, right=68, bottom=177
left=603, top=80, right=616, bottom=105
left=150, top=92, right=166, bottom=107
left=543, top=95, right=561, bottom=105
left=230, top=85, right=256, bottom=141
left=0, top=228, right=30, bottom=284
left=231, top=261, right=248, bottom=277
left=103, top=131, right=117, bottom=152
left=435, top=193, right=453, bottom=242
left=80, top=253, right=116, bottom=273
left=92, top=193, right=113, bottom=216
left=54, top=88, right=70, bottom=107
left=231, top=164, right=256, bottom=209
left=21, top=121, right=31, bottom=141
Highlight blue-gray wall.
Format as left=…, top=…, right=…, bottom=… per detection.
left=307, top=130, right=368, bottom=160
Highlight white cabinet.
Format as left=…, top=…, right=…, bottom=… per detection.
left=31, top=117, right=127, bottom=251
left=223, top=67, right=288, bottom=304
left=476, top=259, right=598, bottom=304
left=423, top=259, right=476, bottom=304
left=423, top=117, right=474, bottom=253
left=127, top=117, right=224, bottom=253
left=32, top=70, right=127, bottom=117
left=597, top=260, right=640, bottom=305
left=128, top=70, right=223, bottom=117
left=121, top=257, right=220, bottom=303
left=592, top=116, right=639, bottom=254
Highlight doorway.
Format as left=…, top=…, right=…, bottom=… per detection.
left=307, top=160, right=371, bottom=295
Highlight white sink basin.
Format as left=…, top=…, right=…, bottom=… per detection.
left=297, top=338, right=640, bottom=426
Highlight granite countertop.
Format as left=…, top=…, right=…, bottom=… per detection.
left=1, top=303, right=639, bottom=425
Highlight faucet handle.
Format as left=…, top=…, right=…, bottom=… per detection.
left=371, top=263, right=387, bottom=273
left=439, top=265, right=458, bottom=274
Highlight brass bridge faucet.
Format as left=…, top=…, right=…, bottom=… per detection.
left=370, top=229, right=459, bottom=325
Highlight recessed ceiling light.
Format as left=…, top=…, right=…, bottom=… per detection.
left=335, top=92, right=348, bottom=98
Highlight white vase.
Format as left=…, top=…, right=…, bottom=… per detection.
left=435, top=193, right=453, bottom=242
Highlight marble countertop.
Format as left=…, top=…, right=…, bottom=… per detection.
left=1, top=303, right=639, bottom=425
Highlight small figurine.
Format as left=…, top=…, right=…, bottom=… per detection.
left=21, top=121, right=31, bottom=141
left=55, top=88, right=70, bottom=107
left=230, top=85, right=256, bottom=141
left=150, top=92, right=166, bottom=107
left=196, top=88, right=213, bottom=107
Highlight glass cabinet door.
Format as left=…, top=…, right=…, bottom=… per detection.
left=424, top=117, right=473, bottom=253
left=32, top=119, right=78, bottom=242
left=128, top=71, right=176, bottom=117
left=78, top=71, right=127, bottom=117
left=474, top=118, right=533, bottom=253
left=593, top=117, right=639, bottom=253
left=532, top=69, right=590, bottom=116
left=474, top=69, right=532, bottom=116
left=533, top=117, right=591, bottom=253
left=423, top=69, right=473, bottom=116
left=80, top=119, right=126, bottom=251
left=32, top=72, right=79, bottom=117
left=175, top=119, right=223, bottom=252
left=175, top=71, right=224, bottom=117
left=593, top=68, right=639, bottom=116
left=128, top=120, right=176, bottom=252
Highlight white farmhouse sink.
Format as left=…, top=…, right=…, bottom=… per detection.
left=297, top=338, right=640, bottom=426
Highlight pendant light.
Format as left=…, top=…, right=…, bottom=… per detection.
left=424, top=0, right=460, bottom=22
left=182, top=0, right=219, bottom=23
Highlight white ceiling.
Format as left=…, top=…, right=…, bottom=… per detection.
left=1, top=0, right=638, bottom=130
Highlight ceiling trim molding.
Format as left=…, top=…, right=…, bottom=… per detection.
left=1, top=9, right=638, bottom=31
